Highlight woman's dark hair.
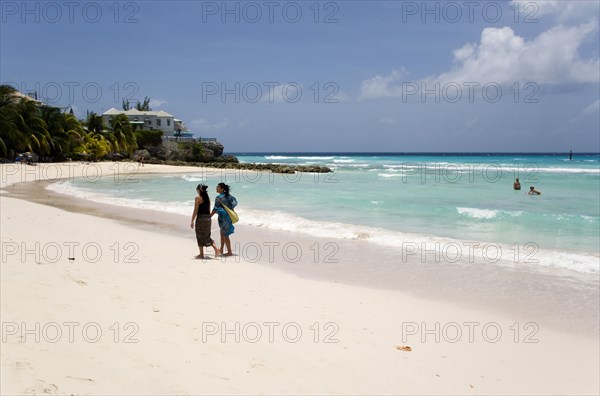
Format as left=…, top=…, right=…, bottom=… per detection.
left=197, top=184, right=210, bottom=206
left=200, top=190, right=210, bottom=206
left=218, top=182, right=230, bottom=196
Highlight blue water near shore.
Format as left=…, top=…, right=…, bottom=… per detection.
left=48, top=153, right=600, bottom=274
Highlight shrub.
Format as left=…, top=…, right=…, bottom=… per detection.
left=135, top=129, right=163, bottom=148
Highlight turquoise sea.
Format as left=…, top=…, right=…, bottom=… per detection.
left=48, top=153, right=600, bottom=274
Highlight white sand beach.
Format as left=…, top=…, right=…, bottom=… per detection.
left=1, top=162, right=598, bottom=395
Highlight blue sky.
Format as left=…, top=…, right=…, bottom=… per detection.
left=1, top=0, right=599, bottom=152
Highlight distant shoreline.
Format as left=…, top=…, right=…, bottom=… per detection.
left=232, top=151, right=600, bottom=156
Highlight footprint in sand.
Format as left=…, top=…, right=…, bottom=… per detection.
left=66, top=275, right=87, bottom=286
left=13, top=360, right=33, bottom=370
left=24, top=380, right=58, bottom=395
left=250, top=357, right=265, bottom=368
left=66, top=375, right=94, bottom=382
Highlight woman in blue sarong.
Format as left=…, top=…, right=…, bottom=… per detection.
left=211, top=182, right=238, bottom=256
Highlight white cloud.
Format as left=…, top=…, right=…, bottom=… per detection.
left=150, top=99, right=167, bottom=108
left=436, top=23, right=599, bottom=85
left=358, top=69, right=408, bottom=100
left=511, top=0, right=600, bottom=23
left=570, top=100, right=600, bottom=124
left=582, top=99, right=600, bottom=116
left=359, top=23, right=599, bottom=100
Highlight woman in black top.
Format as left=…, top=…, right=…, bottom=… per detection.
left=191, top=184, right=220, bottom=259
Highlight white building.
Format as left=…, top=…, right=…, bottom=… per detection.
left=102, top=108, right=179, bottom=136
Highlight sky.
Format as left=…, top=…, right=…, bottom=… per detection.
left=1, top=0, right=599, bottom=152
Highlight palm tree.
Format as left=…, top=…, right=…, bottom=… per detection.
left=13, top=98, right=51, bottom=155
left=0, top=85, right=17, bottom=106
left=135, top=96, right=151, bottom=111
left=0, top=85, right=90, bottom=160
left=110, top=114, right=136, bottom=154
left=0, top=95, right=52, bottom=157
left=42, top=108, right=85, bottom=160
left=0, top=85, right=19, bottom=157
left=86, top=112, right=104, bottom=134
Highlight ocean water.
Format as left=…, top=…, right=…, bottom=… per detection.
left=48, top=153, right=600, bottom=274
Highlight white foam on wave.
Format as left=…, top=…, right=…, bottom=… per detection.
left=331, top=163, right=371, bottom=168
left=457, top=207, right=498, bottom=219
left=298, top=157, right=335, bottom=161
left=239, top=207, right=599, bottom=274
left=265, top=155, right=336, bottom=161
left=181, top=175, right=204, bottom=182
left=456, top=207, right=524, bottom=219
left=48, top=181, right=193, bottom=216
left=378, top=173, right=403, bottom=178
left=456, top=206, right=525, bottom=219
left=265, top=155, right=292, bottom=160
left=382, top=164, right=406, bottom=169
left=377, top=162, right=600, bottom=175
left=514, top=166, right=599, bottom=174
left=298, top=156, right=335, bottom=160
left=47, top=180, right=600, bottom=275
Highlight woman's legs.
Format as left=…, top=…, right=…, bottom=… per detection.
left=212, top=241, right=220, bottom=257
left=224, top=235, right=232, bottom=256
left=220, top=231, right=233, bottom=256
left=196, top=245, right=205, bottom=259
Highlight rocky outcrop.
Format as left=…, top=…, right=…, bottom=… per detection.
left=135, top=138, right=330, bottom=173
left=202, top=141, right=224, bottom=157
left=143, top=158, right=331, bottom=173
left=133, top=149, right=151, bottom=160
left=138, top=139, right=226, bottom=162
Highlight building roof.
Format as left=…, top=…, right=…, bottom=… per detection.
left=102, top=108, right=174, bottom=117
left=10, top=90, right=43, bottom=105
left=103, top=107, right=122, bottom=115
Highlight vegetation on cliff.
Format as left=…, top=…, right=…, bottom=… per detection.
left=0, top=85, right=331, bottom=173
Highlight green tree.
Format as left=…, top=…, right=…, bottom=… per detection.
left=42, top=107, right=86, bottom=160
left=0, top=85, right=90, bottom=160
left=12, top=97, right=51, bottom=155
left=86, top=112, right=105, bottom=134
left=0, top=85, right=19, bottom=157
left=135, top=96, right=151, bottom=111
left=73, top=133, right=111, bottom=160
left=110, top=114, right=136, bottom=154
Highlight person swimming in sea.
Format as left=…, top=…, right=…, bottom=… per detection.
left=528, top=186, right=541, bottom=195
left=514, top=178, right=521, bottom=190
